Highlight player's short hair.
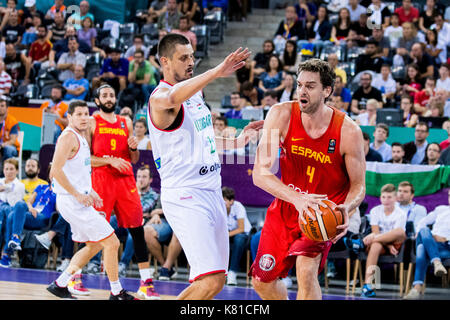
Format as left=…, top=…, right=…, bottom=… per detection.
left=4, top=158, right=19, bottom=170
left=297, top=58, right=336, bottom=92
left=381, top=183, right=396, bottom=194
left=398, top=181, right=415, bottom=194
left=95, top=84, right=114, bottom=99
left=222, top=186, right=235, bottom=200
left=68, top=100, right=88, bottom=115
left=157, top=33, right=190, bottom=59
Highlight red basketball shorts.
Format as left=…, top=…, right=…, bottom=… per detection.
left=92, top=170, right=143, bottom=228
left=250, top=202, right=332, bottom=283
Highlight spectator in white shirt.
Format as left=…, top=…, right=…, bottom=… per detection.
left=346, top=0, right=367, bottom=22
left=436, top=63, right=450, bottom=95
left=431, top=12, right=450, bottom=48
left=396, top=181, right=427, bottom=236
left=384, top=13, right=403, bottom=48
left=404, top=189, right=450, bottom=299
left=372, top=64, right=397, bottom=106
left=356, top=98, right=378, bottom=126
left=223, top=186, right=252, bottom=286
left=361, top=184, right=407, bottom=297
left=370, top=123, right=393, bottom=162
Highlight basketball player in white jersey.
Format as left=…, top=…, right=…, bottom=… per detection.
left=148, top=34, right=263, bottom=300
left=47, top=100, right=135, bottom=300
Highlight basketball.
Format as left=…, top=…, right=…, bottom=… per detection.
left=299, top=200, right=344, bottom=242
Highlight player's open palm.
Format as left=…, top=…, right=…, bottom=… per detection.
left=215, top=47, right=251, bottom=78
left=294, top=193, right=328, bottom=225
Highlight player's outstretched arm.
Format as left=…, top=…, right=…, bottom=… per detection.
left=216, top=120, right=264, bottom=151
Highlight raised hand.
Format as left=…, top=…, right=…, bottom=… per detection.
left=214, top=47, right=251, bottom=78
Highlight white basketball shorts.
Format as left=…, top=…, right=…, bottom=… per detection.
left=56, top=194, right=115, bottom=243
left=161, top=187, right=229, bottom=282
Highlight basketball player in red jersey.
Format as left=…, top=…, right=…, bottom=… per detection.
left=251, top=59, right=366, bottom=300
left=87, top=84, right=160, bottom=300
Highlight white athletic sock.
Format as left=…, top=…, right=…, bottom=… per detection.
left=139, top=268, right=152, bottom=282
left=55, top=271, right=72, bottom=287
left=110, top=280, right=123, bottom=296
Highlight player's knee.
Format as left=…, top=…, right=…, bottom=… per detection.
left=251, top=277, right=269, bottom=293
left=103, top=234, right=120, bottom=250
left=198, top=273, right=225, bottom=295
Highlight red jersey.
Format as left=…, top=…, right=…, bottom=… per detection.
left=92, top=114, right=133, bottom=176
left=279, top=102, right=350, bottom=205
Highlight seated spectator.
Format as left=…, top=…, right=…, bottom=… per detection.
left=351, top=72, right=383, bottom=115
left=407, top=43, right=435, bottom=82
left=400, top=95, right=418, bottom=128
left=258, top=55, right=285, bottom=93
left=363, top=131, right=383, bottom=162
left=372, top=64, right=397, bottom=107
left=425, top=29, right=446, bottom=67
left=393, top=23, right=421, bottom=68
left=350, top=13, right=372, bottom=46
left=396, top=181, right=427, bottom=235
left=439, top=143, right=450, bottom=164
left=370, top=123, right=392, bottom=162
left=147, top=0, right=167, bottom=24
left=171, top=15, right=197, bottom=52
left=356, top=98, right=378, bottom=126
left=346, top=0, right=366, bottom=23
left=28, top=25, right=52, bottom=72
left=404, top=196, right=450, bottom=299
left=0, top=98, right=20, bottom=161
left=419, top=0, right=439, bottom=35
left=252, top=40, right=275, bottom=76
left=92, top=46, right=129, bottom=94
left=295, top=0, right=317, bottom=25
left=49, top=27, right=91, bottom=65
left=40, top=85, right=69, bottom=143
left=436, top=63, right=450, bottom=94
left=21, top=158, right=48, bottom=203
left=235, top=56, right=254, bottom=92
left=404, top=122, right=429, bottom=164
left=4, top=41, right=30, bottom=86
left=22, top=0, right=45, bottom=26
left=421, top=142, right=443, bottom=165
left=67, top=0, right=94, bottom=31
left=44, top=0, right=66, bottom=22
left=0, top=60, right=12, bottom=96
left=178, top=0, right=202, bottom=26
left=414, top=77, right=436, bottom=115
left=280, top=40, right=300, bottom=75
left=430, top=12, right=450, bottom=52
left=56, top=37, right=87, bottom=83
left=241, top=80, right=264, bottom=106
left=157, top=0, right=181, bottom=32
left=369, top=27, right=391, bottom=61
left=127, top=49, right=157, bottom=106
left=278, top=74, right=296, bottom=102
left=77, top=17, right=105, bottom=58
left=223, top=186, right=252, bottom=286
left=330, top=7, right=352, bottom=44
left=329, top=94, right=348, bottom=114
left=355, top=40, right=384, bottom=75
left=1, top=10, right=25, bottom=46
left=327, top=53, right=347, bottom=85
left=202, top=0, right=228, bottom=15
left=366, top=0, right=391, bottom=30
left=399, top=63, right=422, bottom=99
left=62, top=64, right=89, bottom=101
left=21, top=12, right=44, bottom=47
left=214, top=116, right=236, bottom=138
left=304, top=5, right=333, bottom=56
left=273, top=5, right=307, bottom=54
left=394, top=0, right=419, bottom=25
left=424, top=88, right=447, bottom=118
left=0, top=158, right=25, bottom=268
left=134, top=118, right=152, bottom=150
left=361, top=183, right=407, bottom=298
left=225, top=91, right=246, bottom=119
left=387, top=142, right=409, bottom=164
left=119, top=106, right=133, bottom=121
left=124, top=34, right=150, bottom=60
left=333, top=75, right=351, bottom=111
left=47, top=11, right=66, bottom=44
left=140, top=166, right=181, bottom=280
left=384, top=13, right=403, bottom=49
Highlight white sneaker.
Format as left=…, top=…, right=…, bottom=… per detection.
left=57, top=259, right=70, bottom=272
left=403, top=288, right=421, bottom=300
left=281, top=277, right=293, bottom=289
left=433, top=260, right=447, bottom=277
left=35, top=233, right=51, bottom=250
left=227, top=270, right=237, bottom=286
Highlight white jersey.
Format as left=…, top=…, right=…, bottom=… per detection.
left=147, top=80, right=221, bottom=191
left=52, top=127, right=92, bottom=195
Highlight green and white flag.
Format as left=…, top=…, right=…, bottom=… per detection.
left=365, top=162, right=450, bottom=197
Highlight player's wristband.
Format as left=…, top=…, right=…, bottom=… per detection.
left=130, top=147, right=137, bottom=152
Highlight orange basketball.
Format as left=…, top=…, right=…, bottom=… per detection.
left=299, top=199, right=344, bottom=242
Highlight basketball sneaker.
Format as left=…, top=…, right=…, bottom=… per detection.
left=0, top=254, right=11, bottom=268
left=68, top=274, right=91, bottom=296
left=227, top=270, right=237, bottom=286
left=137, top=279, right=161, bottom=300
left=47, top=281, right=77, bottom=299
left=109, top=289, right=139, bottom=300
left=361, top=284, right=376, bottom=298
left=158, top=267, right=176, bottom=281
left=8, top=235, right=21, bottom=251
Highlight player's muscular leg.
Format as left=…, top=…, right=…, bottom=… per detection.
left=65, top=242, right=103, bottom=275
left=177, top=272, right=226, bottom=300
left=100, top=234, right=121, bottom=282
left=296, top=254, right=322, bottom=300
left=252, top=278, right=288, bottom=300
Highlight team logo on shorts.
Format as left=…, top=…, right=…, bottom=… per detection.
left=259, top=254, right=276, bottom=271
